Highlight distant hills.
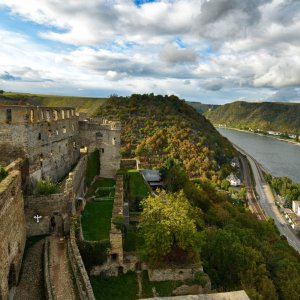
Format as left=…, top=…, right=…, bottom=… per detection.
left=205, top=101, right=300, bottom=133
left=187, top=101, right=219, bottom=114
left=0, top=92, right=106, bottom=115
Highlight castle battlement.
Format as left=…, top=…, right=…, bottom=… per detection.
left=0, top=105, right=77, bottom=125
left=0, top=104, right=121, bottom=187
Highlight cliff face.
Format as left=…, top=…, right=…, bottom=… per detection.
left=205, top=101, right=300, bottom=133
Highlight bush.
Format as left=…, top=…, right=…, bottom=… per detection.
left=85, top=149, right=100, bottom=186
left=78, top=239, right=110, bottom=272
left=0, top=166, right=8, bottom=182
left=34, top=177, right=59, bottom=195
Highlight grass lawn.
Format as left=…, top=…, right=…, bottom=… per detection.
left=128, top=169, right=150, bottom=198
left=81, top=200, right=114, bottom=241
left=127, top=169, right=151, bottom=211
left=141, top=271, right=182, bottom=298
left=90, top=272, right=138, bottom=300
left=85, top=178, right=115, bottom=198
left=123, top=222, right=142, bottom=252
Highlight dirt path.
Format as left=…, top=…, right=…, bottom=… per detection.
left=50, top=236, right=76, bottom=300
left=15, top=239, right=45, bottom=300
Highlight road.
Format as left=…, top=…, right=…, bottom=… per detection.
left=234, top=144, right=300, bottom=254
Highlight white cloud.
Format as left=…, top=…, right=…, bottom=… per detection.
left=0, top=0, right=299, bottom=103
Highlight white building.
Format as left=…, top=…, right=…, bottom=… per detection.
left=227, top=173, right=241, bottom=187
left=292, top=201, right=300, bottom=217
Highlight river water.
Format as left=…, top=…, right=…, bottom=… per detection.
left=218, top=128, right=300, bottom=182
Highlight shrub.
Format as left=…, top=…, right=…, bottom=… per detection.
left=0, top=166, right=8, bottom=182
left=34, top=177, right=59, bottom=195
left=85, top=149, right=100, bottom=186
left=78, top=239, right=110, bottom=272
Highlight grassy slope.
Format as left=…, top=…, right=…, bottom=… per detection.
left=205, top=101, right=300, bottom=133
left=0, top=92, right=107, bottom=114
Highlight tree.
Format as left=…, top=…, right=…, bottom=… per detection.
left=140, top=190, right=201, bottom=266
left=0, top=90, right=4, bottom=94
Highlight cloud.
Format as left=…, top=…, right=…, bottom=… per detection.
left=105, top=70, right=127, bottom=81
left=267, top=87, right=300, bottom=102
left=0, top=71, right=20, bottom=81
left=0, top=0, right=299, bottom=103
left=160, top=44, right=198, bottom=65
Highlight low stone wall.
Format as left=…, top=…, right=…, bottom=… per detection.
left=109, top=175, right=124, bottom=264
left=120, top=159, right=137, bottom=170
left=141, top=290, right=250, bottom=300
left=68, top=222, right=95, bottom=300
left=148, top=264, right=203, bottom=282
left=44, top=237, right=55, bottom=300
left=25, top=194, right=71, bottom=237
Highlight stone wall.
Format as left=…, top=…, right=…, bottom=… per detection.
left=120, top=159, right=137, bottom=170
left=78, top=118, right=121, bottom=178
left=0, top=167, right=26, bottom=300
left=109, top=175, right=124, bottom=264
left=44, top=237, right=55, bottom=300
left=148, top=264, right=203, bottom=282
left=25, top=154, right=88, bottom=237
left=68, top=222, right=95, bottom=300
left=0, top=105, right=80, bottom=191
left=24, top=193, right=71, bottom=237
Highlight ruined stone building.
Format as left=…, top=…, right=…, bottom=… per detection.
left=0, top=104, right=121, bottom=299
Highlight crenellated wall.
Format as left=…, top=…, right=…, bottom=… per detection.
left=0, top=105, right=80, bottom=191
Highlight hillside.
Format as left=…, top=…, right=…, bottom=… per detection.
left=205, top=101, right=300, bottom=133
left=0, top=92, right=106, bottom=115
left=94, top=94, right=235, bottom=179
left=187, top=101, right=219, bottom=114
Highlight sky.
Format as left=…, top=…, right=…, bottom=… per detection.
left=0, top=0, right=300, bottom=104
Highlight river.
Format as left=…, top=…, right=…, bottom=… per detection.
left=218, top=128, right=300, bottom=182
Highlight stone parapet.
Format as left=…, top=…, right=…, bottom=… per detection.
left=44, top=237, right=55, bottom=300
left=109, top=175, right=124, bottom=264
left=148, top=264, right=203, bottom=282
left=68, top=222, right=95, bottom=300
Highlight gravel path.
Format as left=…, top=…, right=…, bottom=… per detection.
left=50, top=236, right=76, bottom=300
left=14, top=239, right=45, bottom=300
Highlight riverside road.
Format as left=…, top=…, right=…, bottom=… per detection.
left=234, top=144, right=300, bottom=254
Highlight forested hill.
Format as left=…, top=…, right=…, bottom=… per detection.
left=95, top=94, right=235, bottom=179
left=205, top=101, right=300, bottom=133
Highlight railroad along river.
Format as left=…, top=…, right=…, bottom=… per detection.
left=218, top=128, right=300, bottom=182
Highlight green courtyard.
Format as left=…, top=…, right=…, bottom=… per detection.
left=81, top=178, right=116, bottom=241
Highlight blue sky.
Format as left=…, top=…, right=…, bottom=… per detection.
left=0, top=0, right=300, bottom=104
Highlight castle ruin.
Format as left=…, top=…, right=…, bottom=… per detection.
left=0, top=104, right=121, bottom=299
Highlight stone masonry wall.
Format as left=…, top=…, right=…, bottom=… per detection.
left=109, top=175, right=124, bottom=264
left=78, top=118, right=121, bottom=178
left=0, top=105, right=80, bottom=191
left=25, top=155, right=88, bottom=237
left=68, top=221, right=95, bottom=300
left=148, top=264, right=203, bottom=282
left=0, top=167, right=26, bottom=300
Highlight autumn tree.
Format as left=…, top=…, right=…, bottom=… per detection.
left=140, top=190, right=201, bottom=266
